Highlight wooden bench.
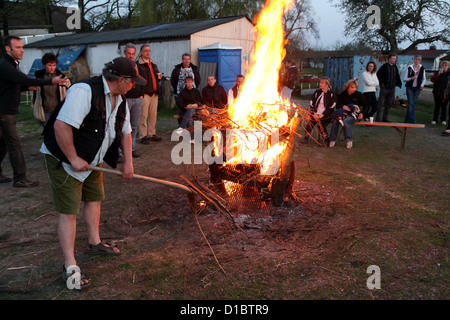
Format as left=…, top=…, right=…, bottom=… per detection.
left=354, top=121, right=425, bottom=150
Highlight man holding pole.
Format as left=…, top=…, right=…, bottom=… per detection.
left=0, top=35, right=67, bottom=187
left=40, top=57, right=146, bottom=290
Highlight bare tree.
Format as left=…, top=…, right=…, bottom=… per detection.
left=283, top=0, right=318, bottom=43
left=333, top=0, right=450, bottom=54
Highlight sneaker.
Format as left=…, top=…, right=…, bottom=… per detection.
left=442, top=121, right=447, bottom=125
left=174, top=127, right=184, bottom=135
left=329, top=141, right=336, bottom=148
left=149, top=135, right=161, bottom=142
left=0, top=174, right=12, bottom=183
left=132, top=151, right=140, bottom=158
left=13, top=178, right=39, bottom=188
left=346, top=141, right=353, bottom=149
left=431, top=121, right=436, bottom=125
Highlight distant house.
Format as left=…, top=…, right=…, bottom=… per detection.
left=405, top=46, right=449, bottom=71
left=300, top=46, right=449, bottom=72
left=21, top=16, right=255, bottom=84
left=300, top=49, right=349, bottom=69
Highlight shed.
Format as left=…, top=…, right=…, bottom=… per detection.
left=323, top=55, right=415, bottom=101
left=21, top=16, right=255, bottom=82
left=198, top=42, right=242, bottom=93
left=27, top=46, right=88, bottom=82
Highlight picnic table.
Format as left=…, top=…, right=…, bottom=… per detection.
left=354, top=121, right=425, bottom=150
left=298, top=77, right=320, bottom=89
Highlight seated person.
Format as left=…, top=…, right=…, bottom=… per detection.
left=228, top=74, right=245, bottom=105
left=329, top=79, right=365, bottom=149
left=302, top=77, right=337, bottom=147
left=331, top=104, right=361, bottom=127
left=175, top=76, right=202, bottom=139
left=202, top=75, right=228, bottom=112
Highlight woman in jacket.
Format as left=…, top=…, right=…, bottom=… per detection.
left=301, top=77, right=337, bottom=147
left=362, top=61, right=379, bottom=120
left=430, top=60, right=450, bottom=125
left=329, top=78, right=366, bottom=149
left=403, top=55, right=426, bottom=123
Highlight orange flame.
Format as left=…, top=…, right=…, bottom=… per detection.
left=224, top=0, right=295, bottom=173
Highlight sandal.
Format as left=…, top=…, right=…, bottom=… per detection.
left=62, top=265, right=90, bottom=290
left=87, top=240, right=120, bottom=256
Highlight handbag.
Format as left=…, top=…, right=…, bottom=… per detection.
left=32, top=88, right=46, bottom=122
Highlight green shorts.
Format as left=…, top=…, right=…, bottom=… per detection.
left=44, top=154, right=105, bottom=215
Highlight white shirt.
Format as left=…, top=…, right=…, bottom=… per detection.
left=40, top=76, right=131, bottom=182
left=362, top=71, right=379, bottom=93
left=316, top=92, right=325, bottom=115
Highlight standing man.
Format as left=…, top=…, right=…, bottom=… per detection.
left=33, top=52, right=71, bottom=127
left=280, top=60, right=298, bottom=103
left=138, top=44, right=161, bottom=144
left=0, top=35, right=67, bottom=187
left=170, top=53, right=201, bottom=96
left=121, top=43, right=144, bottom=158
left=376, top=54, right=402, bottom=122
left=228, top=74, right=245, bottom=105
left=41, top=57, right=146, bottom=290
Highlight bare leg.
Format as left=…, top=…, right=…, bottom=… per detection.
left=58, top=213, right=90, bottom=286
left=84, top=201, right=120, bottom=254
left=58, top=214, right=77, bottom=267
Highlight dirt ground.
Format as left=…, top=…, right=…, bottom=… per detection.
left=0, top=99, right=449, bottom=303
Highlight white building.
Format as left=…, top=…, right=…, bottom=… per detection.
left=22, top=16, right=255, bottom=83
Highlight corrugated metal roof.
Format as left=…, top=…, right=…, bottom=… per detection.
left=26, top=16, right=251, bottom=48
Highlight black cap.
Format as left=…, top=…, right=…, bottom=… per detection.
left=105, top=57, right=147, bottom=86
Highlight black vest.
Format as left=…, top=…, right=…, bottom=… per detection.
left=43, top=76, right=127, bottom=169
left=405, top=66, right=425, bottom=88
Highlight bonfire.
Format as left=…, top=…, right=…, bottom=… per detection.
left=196, top=0, right=304, bottom=211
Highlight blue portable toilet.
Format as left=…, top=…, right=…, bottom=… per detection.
left=323, top=55, right=414, bottom=101
left=198, top=42, right=242, bottom=94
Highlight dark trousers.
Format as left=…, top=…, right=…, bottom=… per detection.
left=376, top=86, right=395, bottom=121
left=0, top=114, right=27, bottom=182
left=363, top=92, right=377, bottom=118
left=304, top=115, right=332, bottom=140
left=433, top=94, right=448, bottom=123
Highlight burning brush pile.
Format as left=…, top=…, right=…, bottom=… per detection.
left=192, top=0, right=308, bottom=213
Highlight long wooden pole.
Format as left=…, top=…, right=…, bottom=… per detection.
left=89, top=165, right=194, bottom=194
